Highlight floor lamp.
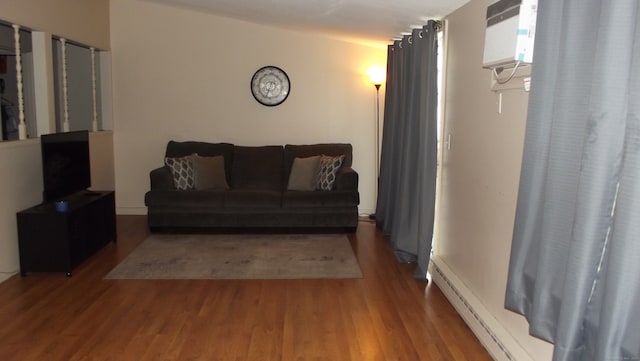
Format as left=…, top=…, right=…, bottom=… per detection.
left=373, top=83, right=381, bottom=180
left=369, top=66, right=385, bottom=218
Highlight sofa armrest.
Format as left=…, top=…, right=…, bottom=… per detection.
left=150, top=166, right=176, bottom=190
left=334, top=166, right=358, bottom=191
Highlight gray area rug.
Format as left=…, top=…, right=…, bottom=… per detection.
left=105, top=233, right=363, bottom=280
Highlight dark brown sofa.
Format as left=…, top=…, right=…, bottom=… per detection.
left=144, top=141, right=360, bottom=232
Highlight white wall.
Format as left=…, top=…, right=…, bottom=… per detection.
left=109, top=0, right=386, bottom=215
left=0, top=140, right=42, bottom=282
left=0, top=0, right=110, bottom=50
left=433, top=0, right=553, bottom=360
left=89, top=131, right=116, bottom=191
left=0, top=0, right=111, bottom=282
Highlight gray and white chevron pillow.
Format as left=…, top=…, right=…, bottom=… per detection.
left=165, top=156, right=195, bottom=190
left=316, top=155, right=345, bottom=191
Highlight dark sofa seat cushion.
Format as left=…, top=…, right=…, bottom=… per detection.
left=225, top=190, right=282, bottom=208
left=282, top=190, right=359, bottom=208
left=231, top=145, right=284, bottom=190
left=145, top=190, right=226, bottom=208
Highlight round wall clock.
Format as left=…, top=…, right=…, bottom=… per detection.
left=250, top=66, right=290, bottom=106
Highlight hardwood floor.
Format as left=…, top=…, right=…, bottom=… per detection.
left=0, top=216, right=493, bottom=361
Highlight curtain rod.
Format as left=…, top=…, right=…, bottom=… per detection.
left=393, top=20, right=443, bottom=47
left=433, top=20, right=443, bottom=32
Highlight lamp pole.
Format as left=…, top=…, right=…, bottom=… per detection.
left=374, top=83, right=381, bottom=179
left=372, top=83, right=381, bottom=219
left=368, top=65, right=385, bottom=219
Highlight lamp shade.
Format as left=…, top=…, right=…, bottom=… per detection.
left=368, top=66, right=386, bottom=85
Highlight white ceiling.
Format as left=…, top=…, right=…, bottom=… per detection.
left=147, top=0, right=469, bottom=43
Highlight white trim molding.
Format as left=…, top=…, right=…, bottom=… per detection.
left=430, top=256, right=534, bottom=361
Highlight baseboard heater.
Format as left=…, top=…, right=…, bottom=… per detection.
left=430, top=257, right=534, bottom=361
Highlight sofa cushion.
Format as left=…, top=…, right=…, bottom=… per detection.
left=165, top=156, right=195, bottom=190
left=287, top=156, right=321, bottom=191
left=191, top=155, right=229, bottom=190
left=224, top=189, right=282, bottom=208
left=316, top=155, right=345, bottom=191
left=165, top=141, right=234, bottom=184
left=231, top=145, right=284, bottom=190
left=145, top=190, right=225, bottom=207
left=282, top=190, right=359, bottom=208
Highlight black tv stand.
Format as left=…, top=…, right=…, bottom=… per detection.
left=17, top=190, right=116, bottom=276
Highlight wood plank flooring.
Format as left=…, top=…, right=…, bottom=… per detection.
left=0, top=216, right=493, bottom=361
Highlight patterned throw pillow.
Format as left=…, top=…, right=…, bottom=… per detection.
left=316, top=155, right=345, bottom=191
left=165, top=156, right=195, bottom=190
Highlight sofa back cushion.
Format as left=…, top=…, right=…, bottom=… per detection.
left=165, top=141, right=234, bottom=184
left=231, top=145, right=284, bottom=190
left=283, top=144, right=353, bottom=182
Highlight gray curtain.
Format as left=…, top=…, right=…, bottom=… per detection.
left=505, top=0, right=640, bottom=360
left=375, top=21, right=438, bottom=279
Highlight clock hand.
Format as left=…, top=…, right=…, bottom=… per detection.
left=265, top=81, right=276, bottom=97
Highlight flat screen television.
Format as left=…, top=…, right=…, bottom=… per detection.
left=41, top=130, right=91, bottom=203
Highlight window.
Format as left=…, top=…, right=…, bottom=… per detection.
left=52, top=38, right=103, bottom=132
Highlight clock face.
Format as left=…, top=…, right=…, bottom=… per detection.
left=251, top=66, right=290, bottom=106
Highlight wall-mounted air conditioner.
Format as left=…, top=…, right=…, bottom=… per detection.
left=482, top=0, right=538, bottom=68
